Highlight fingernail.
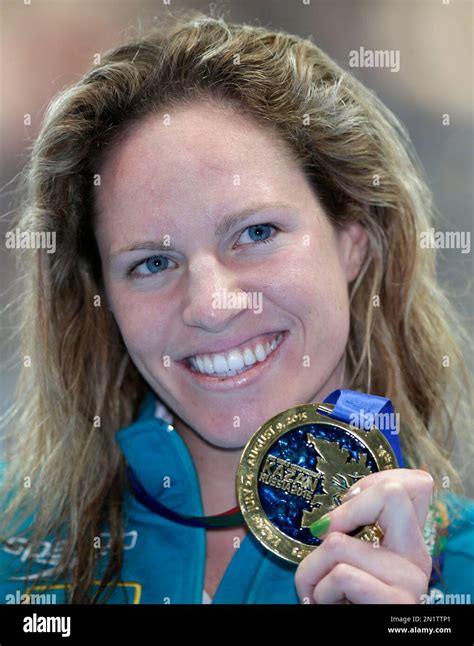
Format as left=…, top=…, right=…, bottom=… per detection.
left=309, top=513, right=331, bottom=538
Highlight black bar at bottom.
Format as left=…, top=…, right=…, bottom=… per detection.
left=0, top=603, right=472, bottom=643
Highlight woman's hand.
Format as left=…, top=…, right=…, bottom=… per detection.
left=294, top=469, right=434, bottom=604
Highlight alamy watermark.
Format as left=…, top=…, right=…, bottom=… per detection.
left=349, top=47, right=400, bottom=73
left=421, top=589, right=471, bottom=604
left=420, top=228, right=471, bottom=254
left=5, top=227, right=56, bottom=254
left=23, top=612, right=71, bottom=638
left=5, top=589, right=57, bottom=604
left=350, top=410, right=400, bottom=434
left=212, top=287, right=263, bottom=315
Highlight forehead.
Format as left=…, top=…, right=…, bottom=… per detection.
left=94, top=101, right=305, bottom=235
left=97, top=101, right=300, bottom=194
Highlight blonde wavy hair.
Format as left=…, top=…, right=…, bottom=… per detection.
left=1, top=10, right=471, bottom=603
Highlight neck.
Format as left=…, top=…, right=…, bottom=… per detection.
left=173, top=416, right=242, bottom=516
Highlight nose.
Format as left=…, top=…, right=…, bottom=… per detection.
left=181, top=253, right=248, bottom=331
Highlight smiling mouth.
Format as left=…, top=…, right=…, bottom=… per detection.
left=182, top=330, right=286, bottom=379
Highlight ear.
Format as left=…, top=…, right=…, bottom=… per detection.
left=336, top=221, right=369, bottom=283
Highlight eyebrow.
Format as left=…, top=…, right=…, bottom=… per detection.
left=109, top=201, right=294, bottom=258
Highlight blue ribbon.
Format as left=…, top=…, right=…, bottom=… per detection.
left=322, top=389, right=404, bottom=467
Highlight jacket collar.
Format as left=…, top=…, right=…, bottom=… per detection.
left=115, top=390, right=205, bottom=517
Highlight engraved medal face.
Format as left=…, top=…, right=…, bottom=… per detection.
left=236, top=403, right=398, bottom=564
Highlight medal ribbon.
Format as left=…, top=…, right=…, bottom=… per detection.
left=127, top=463, right=245, bottom=528
left=321, top=389, right=404, bottom=467
left=126, top=389, right=403, bottom=528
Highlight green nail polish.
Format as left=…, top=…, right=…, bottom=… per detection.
left=309, top=513, right=330, bottom=538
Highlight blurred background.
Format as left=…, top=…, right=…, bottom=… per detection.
left=0, top=0, right=472, bottom=485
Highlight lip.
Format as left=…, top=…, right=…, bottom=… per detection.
left=176, top=330, right=289, bottom=391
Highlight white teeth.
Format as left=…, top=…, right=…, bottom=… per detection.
left=212, top=354, right=228, bottom=373
left=187, top=332, right=284, bottom=377
left=227, top=349, right=245, bottom=371
left=203, top=355, right=214, bottom=374
left=254, top=343, right=266, bottom=362
left=243, top=347, right=257, bottom=366
left=196, top=356, right=205, bottom=373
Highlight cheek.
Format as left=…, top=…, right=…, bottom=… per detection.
left=274, top=245, right=350, bottom=351
left=108, top=288, right=170, bottom=355
left=314, top=264, right=350, bottom=347
left=275, top=243, right=349, bottom=313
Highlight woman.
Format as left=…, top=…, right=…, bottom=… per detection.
left=1, top=12, right=472, bottom=605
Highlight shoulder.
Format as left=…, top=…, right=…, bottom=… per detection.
left=434, top=492, right=474, bottom=601
left=0, top=461, right=57, bottom=601
left=443, top=492, right=474, bottom=550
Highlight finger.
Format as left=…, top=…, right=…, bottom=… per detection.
left=343, top=468, right=434, bottom=530
left=312, top=563, right=413, bottom=604
left=312, top=479, right=432, bottom=574
left=295, top=531, right=429, bottom=603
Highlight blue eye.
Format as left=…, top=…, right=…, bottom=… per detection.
left=237, top=223, right=279, bottom=245
left=130, top=255, right=172, bottom=277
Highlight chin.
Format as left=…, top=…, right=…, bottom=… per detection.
left=199, top=428, right=253, bottom=450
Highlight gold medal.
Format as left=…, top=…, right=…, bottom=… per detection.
left=236, top=402, right=398, bottom=563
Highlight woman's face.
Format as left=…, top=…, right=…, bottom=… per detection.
left=94, top=101, right=368, bottom=448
